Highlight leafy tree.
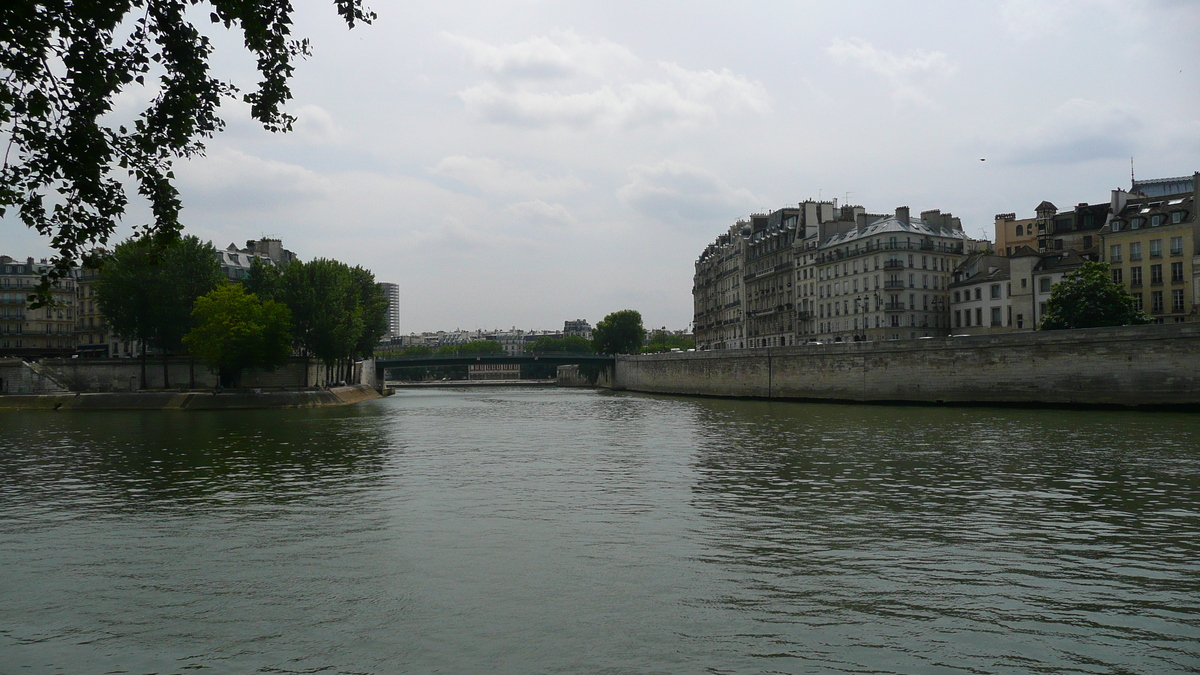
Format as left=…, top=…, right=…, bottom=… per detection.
left=349, top=265, right=389, bottom=361
left=244, top=257, right=282, bottom=301
left=279, top=258, right=362, bottom=382
left=592, top=310, right=644, bottom=354
left=1040, top=262, right=1149, bottom=330
left=1, top=0, right=374, bottom=304
left=642, top=330, right=695, bottom=353
left=438, top=340, right=506, bottom=356
left=183, top=284, right=292, bottom=388
left=94, top=235, right=221, bottom=388
left=154, top=236, right=224, bottom=384
left=524, top=335, right=594, bottom=354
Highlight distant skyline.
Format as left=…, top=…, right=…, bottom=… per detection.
left=4, top=0, right=1198, bottom=333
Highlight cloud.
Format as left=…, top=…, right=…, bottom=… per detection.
left=1003, top=98, right=1142, bottom=165
left=826, top=38, right=954, bottom=107
left=430, top=155, right=584, bottom=197
left=175, top=148, right=330, bottom=212
left=449, top=32, right=769, bottom=129
left=291, top=104, right=343, bottom=144
left=505, top=200, right=576, bottom=226
left=616, top=161, right=761, bottom=224
left=443, top=30, right=636, bottom=80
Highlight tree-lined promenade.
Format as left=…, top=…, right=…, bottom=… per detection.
left=94, top=236, right=387, bottom=388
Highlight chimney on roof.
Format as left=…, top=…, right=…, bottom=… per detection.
left=895, top=206, right=910, bottom=226
left=27, top=257, right=34, bottom=265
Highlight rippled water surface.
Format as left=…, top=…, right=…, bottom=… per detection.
left=2, top=388, right=1200, bottom=674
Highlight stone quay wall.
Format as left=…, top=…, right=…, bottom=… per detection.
left=1, top=357, right=366, bottom=394
left=611, top=323, right=1200, bottom=408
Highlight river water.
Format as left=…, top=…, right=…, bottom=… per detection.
left=2, top=388, right=1199, bottom=674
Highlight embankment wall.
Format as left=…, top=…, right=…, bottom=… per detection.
left=612, top=323, right=1200, bottom=408
left=1, top=357, right=362, bottom=393
left=0, top=384, right=381, bottom=411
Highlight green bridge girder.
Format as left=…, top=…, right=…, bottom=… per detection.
left=375, top=353, right=615, bottom=370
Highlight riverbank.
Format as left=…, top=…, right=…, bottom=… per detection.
left=0, top=384, right=382, bottom=411
left=608, top=323, right=1200, bottom=409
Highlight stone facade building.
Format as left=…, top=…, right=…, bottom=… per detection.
left=0, top=256, right=78, bottom=357
left=1100, top=173, right=1198, bottom=323
left=744, top=208, right=800, bottom=347
left=809, top=207, right=977, bottom=342
left=695, top=201, right=984, bottom=348
left=693, top=222, right=749, bottom=350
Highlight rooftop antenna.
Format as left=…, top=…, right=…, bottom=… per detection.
left=845, top=191, right=854, bottom=205
left=1130, top=156, right=1135, bottom=189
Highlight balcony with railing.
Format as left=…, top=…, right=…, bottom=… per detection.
left=883, top=259, right=904, bottom=270
left=884, top=302, right=907, bottom=312
left=883, top=280, right=906, bottom=290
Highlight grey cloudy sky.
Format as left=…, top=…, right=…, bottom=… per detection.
left=6, top=0, right=1199, bottom=333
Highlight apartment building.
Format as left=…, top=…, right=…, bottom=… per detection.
left=0, top=256, right=78, bottom=357
left=744, top=208, right=800, bottom=347
left=693, top=222, right=748, bottom=350
left=994, top=213, right=1037, bottom=257
left=1100, top=173, right=1198, bottom=323
left=949, top=253, right=1012, bottom=334
left=808, top=207, right=978, bottom=342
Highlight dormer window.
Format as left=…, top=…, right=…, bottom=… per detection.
left=1130, top=217, right=1142, bottom=230
left=1172, top=211, right=1185, bottom=224
left=1111, top=220, right=1122, bottom=231
left=1151, top=214, right=1164, bottom=227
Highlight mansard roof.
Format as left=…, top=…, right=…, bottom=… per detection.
left=819, top=215, right=967, bottom=248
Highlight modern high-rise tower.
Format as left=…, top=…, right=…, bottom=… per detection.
left=380, top=282, right=400, bottom=337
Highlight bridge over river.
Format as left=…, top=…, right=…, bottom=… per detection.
left=374, top=352, right=614, bottom=375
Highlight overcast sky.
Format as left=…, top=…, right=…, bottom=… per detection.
left=5, top=0, right=1199, bottom=333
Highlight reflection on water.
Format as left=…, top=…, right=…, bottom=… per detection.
left=1, top=390, right=1198, bottom=673
left=687, top=400, right=1200, bottom=672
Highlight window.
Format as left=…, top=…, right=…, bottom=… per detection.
left=1111, top=220, right=1122, bottom=231
left=1151, top=239, right=1162, bottom=257
left=953, top=291, right=960, bottom=303
left=954, top=310, right=961, bottom=327
left=1131, top=266, right=1143, bottom=286
left=1083, top=236, right=1092, bottom=249
left=1130, top=217, right=1143, bottom=230
left=1171, top=236, right=1183, bottom=255
left=1039, top=277, right=1051, bottom=293
left=974, top=287, right=982, bottom=301
left=991, top=307, right=1002, bottom=326
left=1173, top=289, right=1185, bottom=312
left=1151, top=264, right=1163, bottom=285
left=1021, top=278, right=1027, bottom=288
left=1016, top=314, right=1024, bottom=329
left=1172, top=211, right=1184, bottom=224
left=1015, top=225, right=1023, bottom=236
left=975, top=308, right=983, bottom=326
left=990, top=284, right=1001, bottom=299
left=1172, top=262, right=1184, bottom=283
left=1151, top=290, right=1164, bottom=313
left=1112, top=268, right=1123, bottom=284
left=1129, top=242, right=1142, bottom=260
left=1151, top=214, right=1164, bottom=227
left=1110, top=244, right=1122, bottom=261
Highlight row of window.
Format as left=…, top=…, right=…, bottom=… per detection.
left=1111, top=211, right=1186, bottom=231
left=1130, top=290, right=1186, bottom=314
left=1109, top=237, right=1183, bottom=261
left=1111, top=263, right=1186, bottom=285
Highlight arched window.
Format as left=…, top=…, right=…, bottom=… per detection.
left=1015, top=225, right=1023, bottom=236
